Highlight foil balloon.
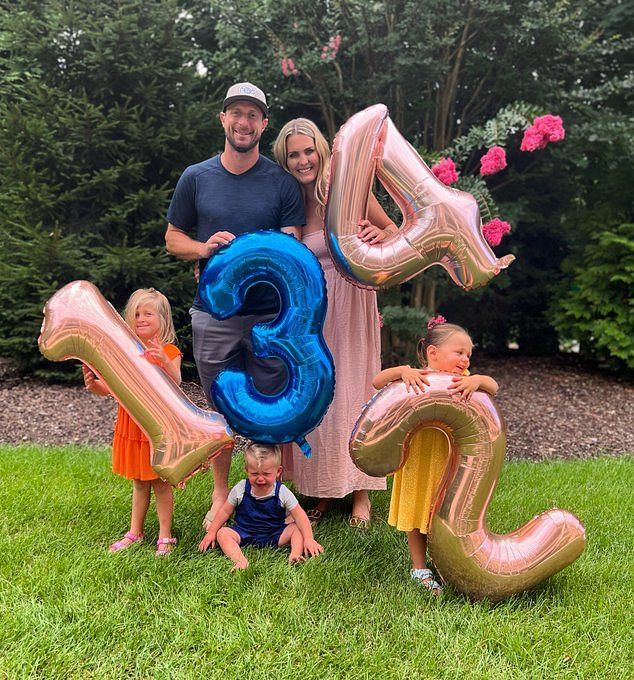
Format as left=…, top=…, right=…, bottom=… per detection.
left=350, top=373, right=586, bottom=602
left=199, top=231, right=335, bottom=457
left=325, top=104, right=515, bottom=290
left=38, top=280, right=234, bottom=487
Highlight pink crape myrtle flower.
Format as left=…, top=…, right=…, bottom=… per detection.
left=480, top=146, right=507, bottom=176
left=330, top=34, right=341, bottom=56
left=281, top=57, right=298, bottom=77
left=321, top=33, right=341, bottom=60
left=520, top=126, right=545, bottom=151
left=520, top=114, right=565, bottom=152
left=431, top=157, right=459, bottom=185
left=482, top=218, right=511, bottom=246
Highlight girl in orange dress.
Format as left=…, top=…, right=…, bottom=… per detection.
left=83, top=288, right=182, bottom=556
left=373, top=317, right=499, bottom=594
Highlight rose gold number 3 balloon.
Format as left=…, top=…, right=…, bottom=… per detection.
left=38, top=281, right=234, bottom=487
left=350, top=374, right=586, bottom=601
left=325, top=104, right=515, bottom=289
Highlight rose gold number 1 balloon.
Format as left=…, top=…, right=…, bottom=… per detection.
left=350, top=374, right=586, bottom=602
left=325, top=104, right=515, bottom=289
left=38, top=281, right=234, bottom=487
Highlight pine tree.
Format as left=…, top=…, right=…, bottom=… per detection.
left=0, top=0, right=219, bottom=377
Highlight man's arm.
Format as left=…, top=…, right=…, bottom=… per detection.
left=165, top=224, right=234, bottom=261
left=281, top=226, right=301, bottom=239
left=278, top=172, right=305, bottom=242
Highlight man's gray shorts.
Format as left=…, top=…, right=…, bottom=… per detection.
left=191, top=308, right=288, bottom=407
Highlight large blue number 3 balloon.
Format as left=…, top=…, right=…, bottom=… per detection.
left=199, top=231, right=335, bottom=457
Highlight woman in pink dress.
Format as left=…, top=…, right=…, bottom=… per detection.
left=273, top=118, right=397, bottom=528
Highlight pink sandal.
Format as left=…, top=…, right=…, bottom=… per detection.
left=156, top=537, right=177, bottom=557
left=109, top=531, right=144, bottom=553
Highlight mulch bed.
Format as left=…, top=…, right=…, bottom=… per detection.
left=1, top=356, right=631, bottom=460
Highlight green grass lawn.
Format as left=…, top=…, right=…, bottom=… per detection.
left=0, top=446, right=632, bottom=679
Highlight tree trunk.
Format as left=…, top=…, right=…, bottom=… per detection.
left=433, top=5, right=475, bottom=150
left=423, top=280, right=437, bottom=312
left=412, top=279, right=424, bottom=308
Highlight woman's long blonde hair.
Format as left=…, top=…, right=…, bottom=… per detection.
left=273, top=118, right=330, bottom=213
left=123, top=288, right=177, bottom=344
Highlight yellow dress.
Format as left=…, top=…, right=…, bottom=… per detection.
left=388, top=427, right=450, bottom=533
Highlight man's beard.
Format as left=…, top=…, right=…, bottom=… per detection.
left=226, top=131, right=260, bottom=154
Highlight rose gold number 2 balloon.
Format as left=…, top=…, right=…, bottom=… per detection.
left=350, top=373, right=586, bottom=602
left=325, top=104, right=515, bottom=289
left=38, top=281, right=234, bottom=487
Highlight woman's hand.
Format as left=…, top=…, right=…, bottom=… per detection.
left=400, top=366, right=430, bottom=394
left=358, top=219, right=394, bottom=245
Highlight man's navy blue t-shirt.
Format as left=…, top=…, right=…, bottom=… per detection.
left=167, top=154, right=305, bottom=314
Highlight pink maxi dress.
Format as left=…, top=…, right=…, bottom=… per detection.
left=292, top=230, right=386, bottom=497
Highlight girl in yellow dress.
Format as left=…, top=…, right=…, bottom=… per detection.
left=373, top=317, right=498, bottom=594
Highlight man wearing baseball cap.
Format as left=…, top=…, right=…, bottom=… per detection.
left=222, top=82, right=269, bottom=118
left=165, top=82, right=305, bottom=523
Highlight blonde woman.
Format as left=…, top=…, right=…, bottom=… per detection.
left=273, top=118, right=397, bottom=528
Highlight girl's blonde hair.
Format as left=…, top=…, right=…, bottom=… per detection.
left=244, top=442, right=282, bottom=469
left=417, top=322, right=471, bottom=367
left=273, top=118, right=330, bottom=213
left=123, top=288, right=177, bottom=344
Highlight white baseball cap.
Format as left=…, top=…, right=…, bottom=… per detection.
left=223, top=82, right=268, bottom=117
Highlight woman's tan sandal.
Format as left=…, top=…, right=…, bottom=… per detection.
left=348, top=515, right=370, bottom=530
left=306, top=508, right=326, bottom=526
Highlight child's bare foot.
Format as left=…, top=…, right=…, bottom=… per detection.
left=231, top=557, right=249, bottom=571
left=288, top=551, right=306, bottom=565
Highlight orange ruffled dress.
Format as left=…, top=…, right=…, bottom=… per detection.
left=111, top=343, right=181, bottom=481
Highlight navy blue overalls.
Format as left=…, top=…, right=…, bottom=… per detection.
left=233, top=479, right=287, bottom=548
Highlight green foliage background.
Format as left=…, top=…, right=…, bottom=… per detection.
left=0, top=0, right=631, bottom=377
